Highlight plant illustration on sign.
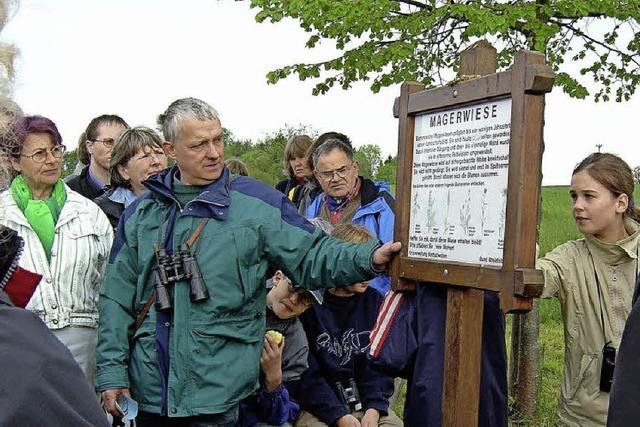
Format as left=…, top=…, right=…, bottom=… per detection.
left=412, top=191, right=422, bottom=234
left=499, top=187, right=508, bottom=239
left=480, top=188, right=488, bottom=234
left=442, top=189, right=451, bottom=235
left=412, top=190, right=420, bottom=220
left=425, top=190, right=436, bottom=233
left=460, top=189, right=472, bottom=236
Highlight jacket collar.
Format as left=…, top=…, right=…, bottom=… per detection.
left=585, top=218, right=640, bottom=265
left=143, top=166, right=232, bottom=220
left=360, top=177, right=381, bottom=206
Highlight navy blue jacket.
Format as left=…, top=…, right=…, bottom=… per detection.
left=298, top=288, right=394, bottom=425
left=608, top=276, right=640, bottom=426
left=369, top=284, right=508, bottom=427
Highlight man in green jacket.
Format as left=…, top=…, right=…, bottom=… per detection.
left=96, top=97, right=400, bottom=427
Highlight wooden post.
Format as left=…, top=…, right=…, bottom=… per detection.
left=442, top=288, right=484, bottom=425
left=509, top=300, right=541, bottom=419
left=506, top=50, right=554, bottom=419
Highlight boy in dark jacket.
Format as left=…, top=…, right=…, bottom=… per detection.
left=239, top=270, right=323, bottom=427
left=368, top=285, right=508, bottom=427
left=296, top=224, right=402, bottom=427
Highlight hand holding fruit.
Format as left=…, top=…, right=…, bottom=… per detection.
left=261, top=330, right=285, bottom=391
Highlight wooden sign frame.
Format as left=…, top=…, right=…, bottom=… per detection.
left=390, top=44, right=555, bottom=426
left=391, top=49, right=554, bottom=314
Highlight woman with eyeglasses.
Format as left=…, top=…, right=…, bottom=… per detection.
left=95, top=126, right=168, bottom=229
left=0, top=115, right=113, bottom=385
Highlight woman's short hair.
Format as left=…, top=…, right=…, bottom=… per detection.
left=573, top=152, right=640, bottom=221
left=78, top=114, right=129, bottom=165
left=76, top=133, right=90, bottom=165
left=283, top=135, right=313, bottom=177
left=225, top=158, right=249, bottom=176
left=110, top=126, right=164, bottom=189
left=3, top=115, right=62, bottom=159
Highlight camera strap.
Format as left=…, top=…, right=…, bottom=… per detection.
left=133, top=217, right=210, bottom=334
left=590, top=253, right=610, bottom=346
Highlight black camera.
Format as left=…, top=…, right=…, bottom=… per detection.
left=152, top=244, right=209, bottom=311
left=600, top=342, right=616, bottom=392
left=335, top=379, right=362, bottom=412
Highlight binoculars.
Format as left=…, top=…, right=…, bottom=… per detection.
left=151, top=244, right=209, bottom=311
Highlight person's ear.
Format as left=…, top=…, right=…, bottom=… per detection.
left=8, top=155, right=21, bottom=173
left=353, top=160, right=360, bottom=176
left=117, top=164, right=130, bottom=182
left=272, top=270, right=283, bottom=287
left=163, top=141, right=176, bottom=162
left=616, top=193, right=629, bottom=215
left=85, top=140, right=93, bottom=155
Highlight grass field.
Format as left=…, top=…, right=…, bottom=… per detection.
left=392, top=185, right=640, bottom=424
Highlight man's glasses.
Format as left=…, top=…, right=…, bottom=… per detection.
left=21, top=145, right=66, bottom=163
left=91, top=138, right=116, bottom=148
left=286, top=281, right=314, bottom=307
left=316, top=163, right=353, bottom=182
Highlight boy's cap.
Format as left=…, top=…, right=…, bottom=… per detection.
left=265, top=278, right=324, bottom=305
left=307, top=288, right=324, bottom=305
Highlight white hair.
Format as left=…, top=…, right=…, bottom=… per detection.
left=157, top=97, right=220, bottom=143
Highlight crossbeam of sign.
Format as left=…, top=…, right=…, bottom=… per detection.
left=390, top=41, right=555, bottom=426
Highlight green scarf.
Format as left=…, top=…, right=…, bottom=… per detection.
left=10, top=175, right=67, bottom=260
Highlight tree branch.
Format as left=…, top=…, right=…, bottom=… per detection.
left=551, top=12, right=606, bottom=20
left=390, top=10, right=411, bottom=17
left=395, top=0, right=432, bottom=11
left=555, top=20, right=640, bottom=67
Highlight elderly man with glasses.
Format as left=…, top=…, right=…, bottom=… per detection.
left=306, top=137, right=396, bottom=295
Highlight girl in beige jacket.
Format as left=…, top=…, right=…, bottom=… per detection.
left=538, top=153, right=640, bottom=426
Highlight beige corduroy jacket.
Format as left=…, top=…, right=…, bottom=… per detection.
left=538, top=218, right=640, bottom=426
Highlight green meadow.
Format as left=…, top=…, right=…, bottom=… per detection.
left=393, top=185, right=640, bottom=424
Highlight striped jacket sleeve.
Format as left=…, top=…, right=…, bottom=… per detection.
left=368, top=291, right=418, bottom=378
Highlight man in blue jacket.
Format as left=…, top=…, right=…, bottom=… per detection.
left=306, top=138, right=395, bottom=295
left=96, top=98, right=401, bottom=427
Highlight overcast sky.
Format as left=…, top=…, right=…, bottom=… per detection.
left=3, top=0, right=638, bottom=185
